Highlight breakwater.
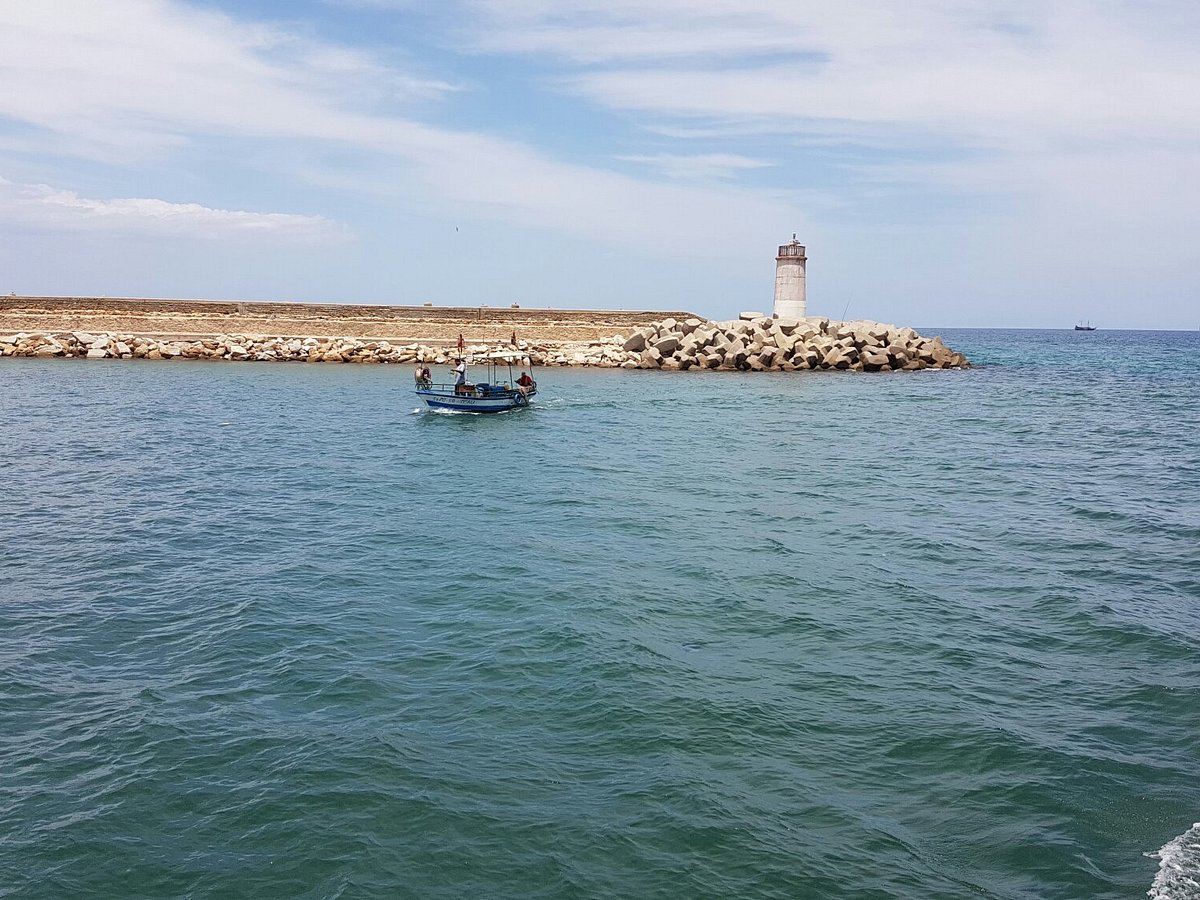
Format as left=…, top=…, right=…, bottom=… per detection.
left=2, top=313, right=968, bottom=370
left=619, top=314, right=967, bottom=370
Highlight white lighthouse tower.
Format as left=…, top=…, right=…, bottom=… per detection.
left=773, top=235, right=807, bottom=319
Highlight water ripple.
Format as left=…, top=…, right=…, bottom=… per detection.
left=2, top=331, right=1199, bottom=898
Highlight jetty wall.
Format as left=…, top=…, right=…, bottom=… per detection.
left=0, top=296, right=694, bottom=344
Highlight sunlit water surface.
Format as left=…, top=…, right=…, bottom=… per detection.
left=2, top=328, right=1198, bottom=899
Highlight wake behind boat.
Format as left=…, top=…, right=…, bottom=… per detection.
left=415, top=352, right=537, bottom=413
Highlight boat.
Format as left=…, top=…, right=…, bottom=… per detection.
left=1075, top=322, right=1096, bottom=331
left=415, top=351, right=537, bottom=413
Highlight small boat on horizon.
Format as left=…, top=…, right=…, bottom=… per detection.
left=1075, top=321, right=1097, bottom=331
left=415, top=351, right=537, bottom=413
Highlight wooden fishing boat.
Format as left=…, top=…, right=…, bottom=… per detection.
left=415, top=352, right=537, bottom=413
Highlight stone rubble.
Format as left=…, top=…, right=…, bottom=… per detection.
left=0, top=315, right=969, bottom=372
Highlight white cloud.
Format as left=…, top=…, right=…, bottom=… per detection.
left=454, top=0, right=1200, bottom=321
left=0, top=0, right=801, bottom=256
left=0, top=177, right=349, bottom=241
left=0, top=1, right=468, bottom=169
left=1, top=0, right=1196, bottom=324
left=618, top=153, right=772, bottom=181
left=461, top=0, right=1200, bottom=148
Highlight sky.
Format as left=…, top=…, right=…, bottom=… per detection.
left=0, top=0, right=1197, bottom=329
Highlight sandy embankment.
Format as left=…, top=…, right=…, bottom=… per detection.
left=0, top=296, right=692, bottom=346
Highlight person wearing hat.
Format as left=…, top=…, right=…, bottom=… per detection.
left=516, top=370, right=535, bottom=396
left=453, top=357, right=468, bottom=394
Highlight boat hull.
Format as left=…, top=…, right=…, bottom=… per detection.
left=416, top=388, right=535, bottom=413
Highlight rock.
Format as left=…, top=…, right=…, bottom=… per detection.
left=653, top=333, right=682, bottom=355
left=622, top=332, right=647, bottom=352
left=861, top=351, right=891, bottom=371
left=739, top=311, right=766, bottom=321
left=771, top=331, right=798, bottom=353
left=822, top=348, right=851, bottom=369
left=929, top=345, right=954, bottom=366
left=792, top=351, right=816, bottom=370
left=853, top=330, right=881, bottom=349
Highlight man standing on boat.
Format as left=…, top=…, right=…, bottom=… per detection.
left=516, top=371, right=535, bottom=396
left=453, top=357, right=469, bottom=394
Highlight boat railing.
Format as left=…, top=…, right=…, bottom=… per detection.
left=416, top=380, right=517, bottom=396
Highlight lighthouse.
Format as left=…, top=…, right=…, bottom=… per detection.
left=773, top=235, right=807, bottom=319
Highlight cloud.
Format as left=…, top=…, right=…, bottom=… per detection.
left=0, top=177, right=349, bottom=242
left=618, top=153, right=772, bottom=181
left=453, top=0, right=1200, bottom=309
left=0, top=0, right=801, bottom=256
left=1, top=0, right=1196, bottom=324
left=461, top=0, right=1200, bottom=149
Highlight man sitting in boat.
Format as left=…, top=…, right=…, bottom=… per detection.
left=516, top=371, right=536, bottom=396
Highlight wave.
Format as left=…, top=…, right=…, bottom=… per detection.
left=1148, top=822, right=1200, bottom=899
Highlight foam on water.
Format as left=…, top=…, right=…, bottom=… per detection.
left=1148, top=823, right=1200, bottom=899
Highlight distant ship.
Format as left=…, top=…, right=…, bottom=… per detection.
left=1075, top=321, right=1096, bottom=331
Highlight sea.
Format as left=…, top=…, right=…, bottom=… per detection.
left=1, top=327, right=1198, bottom=899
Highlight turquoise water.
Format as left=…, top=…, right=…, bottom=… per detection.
left=2, top=329, right=1198, bottom=899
